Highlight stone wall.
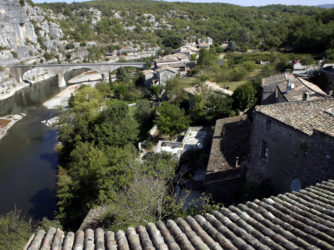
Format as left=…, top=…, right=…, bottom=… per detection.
left=321, top=69, right=334, bottom=96
left=247, top=111, right=334, bottom=194
left=158, top=70, right=176, bottom=86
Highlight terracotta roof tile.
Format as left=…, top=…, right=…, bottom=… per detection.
left=25, top=180, right=334, bottom=249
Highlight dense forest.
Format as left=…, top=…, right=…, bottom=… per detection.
left=39, top=1, right=334, bottom=58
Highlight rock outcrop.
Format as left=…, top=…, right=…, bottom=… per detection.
left=0, top=0, right=63, bottom=65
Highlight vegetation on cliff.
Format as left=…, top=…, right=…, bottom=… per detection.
left=40, top=1, right=334, bottom=59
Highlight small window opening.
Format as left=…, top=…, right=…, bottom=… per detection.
left=266, top=119, right=271, bottom=132
left=261, top=140, right=268, bottom=161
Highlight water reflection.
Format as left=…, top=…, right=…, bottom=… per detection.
left=0, top=101, right=59, bottom=219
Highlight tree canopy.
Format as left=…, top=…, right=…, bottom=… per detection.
left=154, top=102, right=190, bottom=137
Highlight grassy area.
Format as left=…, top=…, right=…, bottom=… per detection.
left=219, top=80, right=248, bottom=91
left=179, top=77, right=197, bottom=87
left=218, top=68, right=262, bottom=91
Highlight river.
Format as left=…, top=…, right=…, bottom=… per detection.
left=0, top=77, right=60, bottom=219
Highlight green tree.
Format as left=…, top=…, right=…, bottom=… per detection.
left=149, top=85, right=164, bottom=99
left=232, top=83, right=257, bottom=112
left=93, top=101, right=139, bottom=147
left=161, top=31, right=183, bottom=49
left=197, top=48, right=218, bottom=70
left=154, top=102, right=190, bottom=137
left=165, top=78, right=187, bottom=104
left=227, top=41, right=237, bottom=52
left=116, top=67, right=130, bottom=83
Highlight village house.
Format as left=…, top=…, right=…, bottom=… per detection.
left=261, top=73, right=329, bottom=105
left=220, top=42, right=229, bottom=50
left=154, top=54, right=191, bottom=73
left=196, top=37, right=213, bottom=50
left=142, top=69, right=155, bottom=88
left=155, top=66, right=178, bottom=86
left=174, top=45, right=200, bottom=58
left=247, top=99, right=334, bottom=194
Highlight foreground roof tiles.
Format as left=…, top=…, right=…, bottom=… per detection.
left=25, top=180, right=334, bottom=249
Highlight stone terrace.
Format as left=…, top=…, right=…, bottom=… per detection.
left=25, top=179, right=334, bottom=249
left=256, top=99, right=334, bottom=137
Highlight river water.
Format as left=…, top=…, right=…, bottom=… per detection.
left=0, top=77, right=60, bottom=219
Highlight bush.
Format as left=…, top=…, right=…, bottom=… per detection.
left=230, top=66, right=247, bottom=81
left=43, top=52, right=52, bottom=61
left=65, top=43, right=75, bottom=50
left=0, top=210, right=33, bottom=249
left=11, top=51, right=18, bottom=59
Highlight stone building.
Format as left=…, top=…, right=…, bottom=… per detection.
left=261, top=73, right=328, bottom=105
left=142, top=69, right=155, bottom=88
left=25, top=179, right=334, bottom=249
left=204, top=115, right=251, bottom=203
left=321, top=65, right=334, bottom=96
left=247, top=99, right=334, bottom=194
left=155, top=66, right=178, bottom=86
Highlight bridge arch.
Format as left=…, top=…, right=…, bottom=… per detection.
left=8, top=62, right=147, bottom=88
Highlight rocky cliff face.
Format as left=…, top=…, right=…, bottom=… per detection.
left=0, top=0, right=63, bottom=65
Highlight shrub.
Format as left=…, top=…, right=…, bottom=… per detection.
left=11, top=51, right=18, bottom=59
left=65, top=43, right=75, bottom=50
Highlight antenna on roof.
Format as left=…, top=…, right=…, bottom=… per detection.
left=286, top=79, right=295, bottom=93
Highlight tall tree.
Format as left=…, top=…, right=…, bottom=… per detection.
left=116, top=67, right=130, bottom=82
left=232, top=83, right=257, bottom=112
left=154, top=102, right=190, bottom=137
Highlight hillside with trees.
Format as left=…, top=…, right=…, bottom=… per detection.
left=39, top=1, right=334, bottom=59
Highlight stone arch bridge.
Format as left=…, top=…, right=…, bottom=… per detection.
left=8, top=62, right=147, bottom=88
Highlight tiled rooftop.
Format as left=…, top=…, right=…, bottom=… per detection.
left=206, top=115, right=250, bottom=174
left=25, top=179, right=334, bottom=249
left=262, top=73, right=286, bottom=87
left=156, top=66, right=178, bottom=74
left=262, top=73, right=328, bottom=102
left=256, top=99, right=334, bottom=137
left=277, top=76, right=327, bottom=102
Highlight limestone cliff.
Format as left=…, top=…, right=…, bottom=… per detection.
left=0, top=0, right=64, bottom=65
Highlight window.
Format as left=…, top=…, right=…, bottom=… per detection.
left=261, top=140, right=268, bottom=161
left=266, top=119, right=271, bottom=132
left=291, top=179, right=301, bottom=191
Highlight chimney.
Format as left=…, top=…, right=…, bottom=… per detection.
left=235, top=156, right=239, bottom=168
left=286, top=79, right=292, bottom=92
left=303, top=91, right=310, bottom=101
